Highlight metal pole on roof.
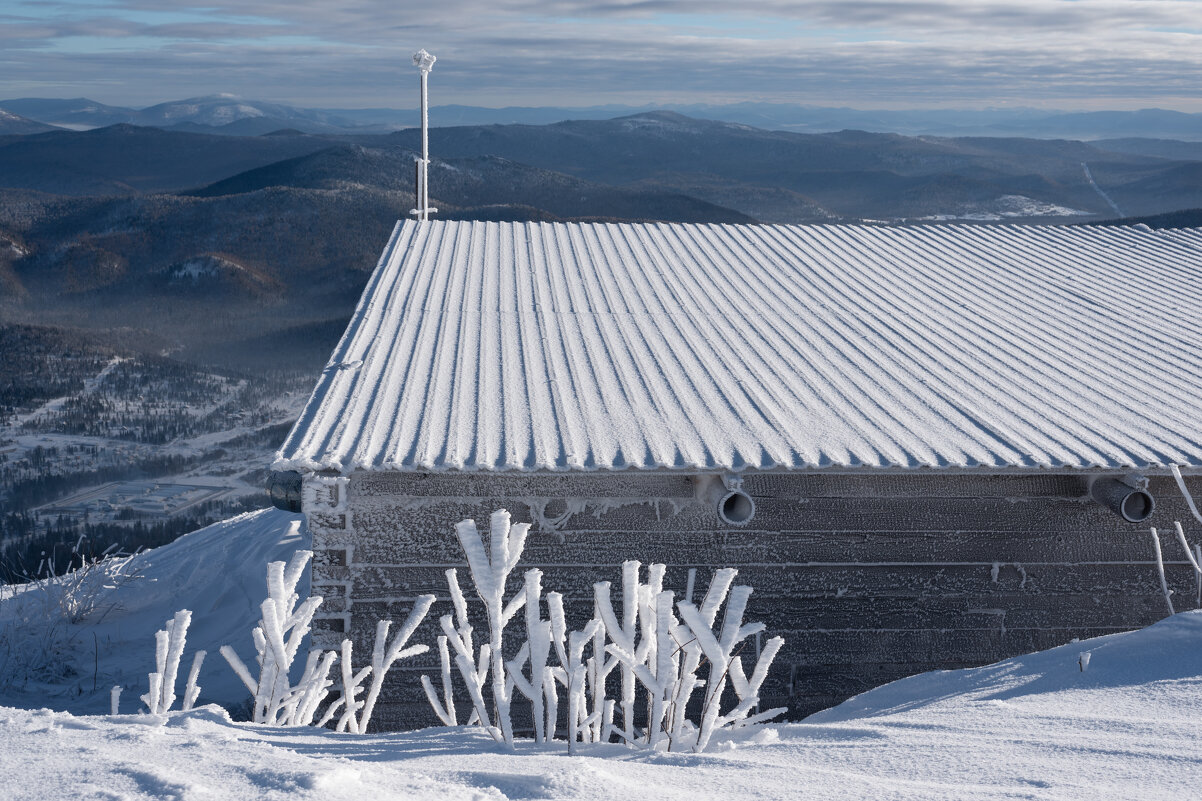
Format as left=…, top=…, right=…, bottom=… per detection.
left=411, top=49, right=438, bottom=222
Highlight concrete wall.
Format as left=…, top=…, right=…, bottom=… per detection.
left=304, top=470, right=1202, bottom=732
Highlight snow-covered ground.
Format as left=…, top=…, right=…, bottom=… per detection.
left=0, top=509, right=307, bottom=712
left=3, top=612, right=1200, bottom=800
left=2, top=509, right=1201, bottom=800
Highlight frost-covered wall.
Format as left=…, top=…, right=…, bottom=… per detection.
left=304, top=471, right=1201, bottom=732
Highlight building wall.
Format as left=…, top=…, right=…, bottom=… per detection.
left=304, top=470, right=1202, bottom=732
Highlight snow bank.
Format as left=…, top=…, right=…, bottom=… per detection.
left=3, top=509, right=1201, bottom=798
left=0, top=509, right=307, bottom=714
left=2, top=611, right=1200, bottom=799
left=809, top=608, right=1202, bottom=723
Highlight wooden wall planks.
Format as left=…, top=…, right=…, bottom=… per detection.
left=307, top=471, right=1202, bottom=732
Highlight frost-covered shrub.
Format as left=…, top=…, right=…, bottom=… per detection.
left=424, top=508, right=786, bottom=753
left=221, top=550, right=434, bottom=730
left=220, top=550, right=327, bottom=725
left=140, top=609, right=205, bottom=715
left=0, top=541, right=141, bottom=690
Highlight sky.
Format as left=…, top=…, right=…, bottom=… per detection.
left=2, top=0, right=1202, bottom=111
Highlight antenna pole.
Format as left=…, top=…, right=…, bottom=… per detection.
left=411, top=49, right=438, bottom=221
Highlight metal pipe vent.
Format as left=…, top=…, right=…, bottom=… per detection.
left=268, top=470, right=303, bottom=513
left=1090, top=474, right=1155, bottom=523
left=694, top=473, right=756, bottom=526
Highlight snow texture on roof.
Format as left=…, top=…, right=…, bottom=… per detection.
left=274, top=220, right=1202, bottom=474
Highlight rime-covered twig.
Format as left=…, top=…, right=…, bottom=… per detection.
left=429, top=567, right=493, bottom=730
left=1169, top=522, right=1202, bottom=610
left=335, top=638, right=372, bottom=733
left=455, top=509, right=530, bottom=748
left=141, top=609, right=192, bottom=715
left=1196, top=544, right=1202, bottom=608
left=1150, top=527, right=1176, bottom=616
left=332, top=595, right=434, bottom=733
left=1169, top=464, right=1202, bottom=526
left=182, top=650, right=206, bottom=712
left=594, top=561, right=650, bottom=745
left=420, top=636, right=458, bottom=726
left=506, top=569, right=553, bottom=742
left=289, top=648, right=339, bottom=726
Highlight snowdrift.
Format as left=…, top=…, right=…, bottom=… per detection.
left=0, top=508, right=307, bottom=713
left=1, top=508, right=1201, bottom=798
left=811, top=606, right=1202, bottom=723
left=1, top=612, right=1199, bottom=800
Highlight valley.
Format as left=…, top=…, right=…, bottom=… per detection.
left=0, top=325, right=312, bottom=578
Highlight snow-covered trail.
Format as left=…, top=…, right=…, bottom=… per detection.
left=1081, top=162, right=1124, bottom=218
left=3, top=613, right=1201, bottom=801
left=10, top=356, right=127, bottom=428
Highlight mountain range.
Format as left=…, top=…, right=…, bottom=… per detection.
left=2, top=109, right=1201, bottom=374
left=5, top=94, right=1202, bottom=140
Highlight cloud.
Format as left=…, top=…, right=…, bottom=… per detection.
left=2, top=0, right=1201, bottom=108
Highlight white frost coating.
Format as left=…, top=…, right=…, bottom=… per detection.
left=219, top=551, right=331, bottom=726
left=110, top=686, right=121, bottom=716
left=426, top=511, right=786, bottom=753
left=274, top=221, right=1202, bottom=475
left=303, top=476, right=349, bottom=514
left=141, top=610, right=192, bottom=715
left=1150, top=528, right=1176, bottom=617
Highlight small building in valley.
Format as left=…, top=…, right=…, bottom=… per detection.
left=272, top=218, right=1202, bottom=730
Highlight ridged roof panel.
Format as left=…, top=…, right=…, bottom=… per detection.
left=274, top=220, right=1202, bottom=473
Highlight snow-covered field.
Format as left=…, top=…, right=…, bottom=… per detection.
left=2, top=509, right=1201, bottom=800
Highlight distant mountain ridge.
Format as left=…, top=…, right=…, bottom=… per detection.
left=5, top=95, right=1202, bottom=140
left=188, top=145, right=753, bottom=224
left=3, top=110, right=1201, bottom=374
left=4, top=113, right=1201, bottom=221
left=0, top=95, right=385, bottom=136
left=0, top=108, right=59, bottom=135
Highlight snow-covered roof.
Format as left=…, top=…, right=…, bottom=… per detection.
left=274, top=220, right=1202, bottom=474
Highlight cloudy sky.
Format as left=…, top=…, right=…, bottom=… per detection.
left=2, top=0, right=1201, bottom=110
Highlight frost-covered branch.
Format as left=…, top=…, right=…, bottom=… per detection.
left=423, top=509, right=787, bottom=754
left=1169, top=464, right=1202, bottom=526
left=331, top=595, right=435, bottom=733
left=141, top=609, right=192, bottom=715
left=1150, top=527, right=1175, bottom=616
left=220, top=551, right=335, bottom=726
left=182, top=650, right=206, bottom=712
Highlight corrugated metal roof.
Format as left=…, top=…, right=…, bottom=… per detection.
left=274, top=220, right=1202, bottom=474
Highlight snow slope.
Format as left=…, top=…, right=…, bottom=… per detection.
left=2, top=613, right=1200, bottom=800
left=0, top=509, right=307, bottom=713
left=1, top=509, right=1200, bottom=799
